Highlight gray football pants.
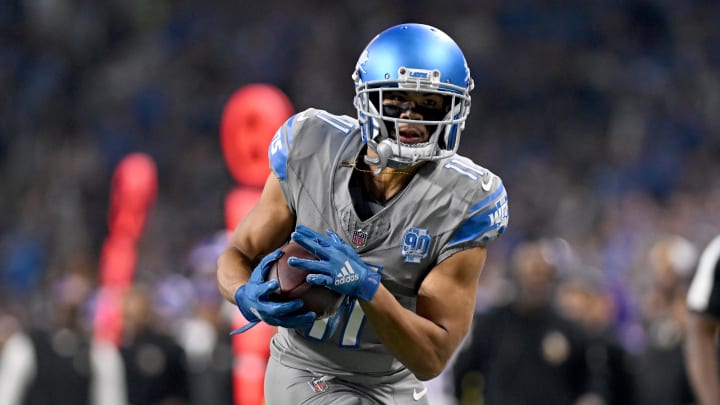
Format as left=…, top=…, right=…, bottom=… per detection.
left=264, top=355, right=430, bottom=405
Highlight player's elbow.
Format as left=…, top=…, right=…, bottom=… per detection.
left=409, top=333, right=460, bottom=380
left=412, top=358, right=448, bottom=381
left=416, top=372, right=439, bottom=382
left=414, top=366, right=444, bottom=381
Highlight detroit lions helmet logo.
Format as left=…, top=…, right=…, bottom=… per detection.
left=355, top=49, right=370, bottom=75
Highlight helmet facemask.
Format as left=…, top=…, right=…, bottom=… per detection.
left=353, top=67, right=472, bottom=172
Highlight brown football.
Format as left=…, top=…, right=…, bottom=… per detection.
left=266, top=240, right=344, bottom=319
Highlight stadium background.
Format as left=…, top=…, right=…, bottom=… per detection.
left=1, top=0, right=720, bottom=404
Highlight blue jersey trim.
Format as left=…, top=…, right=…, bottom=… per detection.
left=269, top=114, right=296, bottom=181
left=448, top=183, right=508, bottom=247
left=468, top=183, right=505, bottom=216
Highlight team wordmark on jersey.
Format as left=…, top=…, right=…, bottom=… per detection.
left=401, top=227, right=432, bottom=263
left=490, top=196, right=509, bottom=229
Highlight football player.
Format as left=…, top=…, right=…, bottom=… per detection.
left=217, top=23, right=509, bottom=404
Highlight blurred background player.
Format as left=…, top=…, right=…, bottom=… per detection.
left=633, top=235, right=696, bottom=405
left=217, top=23, right=508, bottom=404
left=685, top=234, right=720, bottom=405
left=452, top=240, right=592, bottom=405
left=0, top=272, right=127, bottom=405
left=555, top=273, right=637, bottom=405
left=119, top=284, right=190, bottom=405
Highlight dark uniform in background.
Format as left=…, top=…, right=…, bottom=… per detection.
left=453, top=241, right=590, bottom=405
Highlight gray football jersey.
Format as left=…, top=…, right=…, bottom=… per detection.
left=267, top=108, right=509, bottom=377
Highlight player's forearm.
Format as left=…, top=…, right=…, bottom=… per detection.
left=361, top=286, right=456, bottom=380
left=216, top=247, right=254, bottom=303
left=685, top=315, right=720, bottom=405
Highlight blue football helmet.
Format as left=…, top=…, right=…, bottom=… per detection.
left=353, top=23, right=474, bottom=171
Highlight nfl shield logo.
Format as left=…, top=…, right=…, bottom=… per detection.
left=309, top=377, right=329, bottom=393
left=352, top=229, right=368, bottom=247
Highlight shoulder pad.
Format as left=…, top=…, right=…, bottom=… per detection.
left=269, top=109, right=355, bottom=181
left=442, top=157, right=509, bottom=247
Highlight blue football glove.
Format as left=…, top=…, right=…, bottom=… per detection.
left=231, top=248, right=316, bottom=335
left=289, top=225, right=381, bottom=301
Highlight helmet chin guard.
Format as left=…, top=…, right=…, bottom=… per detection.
left=363, top=139, right=395, bottom=175
left=353, top=24, right=474, bottom=172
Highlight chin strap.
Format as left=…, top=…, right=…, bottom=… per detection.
left=365, top=138, right=432, bottom=174
left=363, top=139, right=394, bottom=174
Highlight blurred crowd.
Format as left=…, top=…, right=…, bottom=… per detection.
left=2, top=0, right=720, bottom=404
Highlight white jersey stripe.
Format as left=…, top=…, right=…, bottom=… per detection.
left=446, top=158, right=485, bottom=177
left=688, top=235, right=720, bottom=311
left=317, top=111, right=353, bottom=133
left=307, top=317, right=330, bottom=340
left=444, top=162, right=479, bottom=180
left=341, top=303, right=365, bottom=347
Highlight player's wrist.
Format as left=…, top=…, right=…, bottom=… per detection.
left=356, top=270, right=381, bottom=301
left=234, top=285, right=260, bottom=323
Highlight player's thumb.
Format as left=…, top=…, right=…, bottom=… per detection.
left=258, top=279, right=280, bottom=296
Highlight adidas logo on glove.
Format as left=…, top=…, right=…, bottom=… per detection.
left=335, top=261, right=360, bottom=285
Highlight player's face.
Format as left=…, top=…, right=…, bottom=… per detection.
left=381, top=91, right=446, bottom=144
